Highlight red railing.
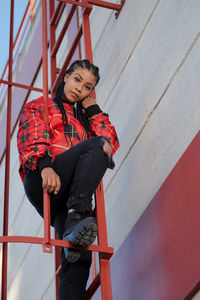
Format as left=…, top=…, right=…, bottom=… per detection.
left=0, top=1, right=125, bottom=299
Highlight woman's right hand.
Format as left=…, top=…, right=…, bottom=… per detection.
left=41, top=167, right=61, bottom=195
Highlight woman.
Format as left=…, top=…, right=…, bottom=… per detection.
left=17, top=59, right=119, bottom=299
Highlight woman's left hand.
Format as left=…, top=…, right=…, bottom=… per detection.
left=81, top=96, right=97, bottom=109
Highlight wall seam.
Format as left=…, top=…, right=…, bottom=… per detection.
left=101, top=0, right=161, bottom=110
left=41, top=277, right=56, bottom=300
left=105, top=29, right=200, bottom=194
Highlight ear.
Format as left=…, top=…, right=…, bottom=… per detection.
left=64, top=73, right=69, bottom=83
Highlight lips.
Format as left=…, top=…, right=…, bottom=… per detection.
left=70, top=91, right=79, bottom=99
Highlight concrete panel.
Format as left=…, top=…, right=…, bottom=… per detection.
left=93, top=0, right=159, bottom=106
left=41, top=279, right=56, bottom=300
left=7, top=226, right=55, bottom=300
left=94, top=0, right=200, bottom=115
left=101, top=0, right=200, bottom=190
left=103, top=31, right=200, bottom=251
left=93, top=132, right=200, bottom=299
left=90, top=3, right=114, bottom=51
left=7, top=200, right=43, bottom=287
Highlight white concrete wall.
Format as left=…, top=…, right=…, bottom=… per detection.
left=94, top=0, right=200, bottom=251
left=193, top=291, right=200, bottom=300
left=0, top=0, right=200, bottom=299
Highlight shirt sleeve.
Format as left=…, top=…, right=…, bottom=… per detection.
left=85, top=105, right=120, bottom=155
left=17, top=100, right=53, bottom=171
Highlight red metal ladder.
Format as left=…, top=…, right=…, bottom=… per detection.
left=0, top=0, right=124, bottom=299
left=47, top=1, right=124, bottom=299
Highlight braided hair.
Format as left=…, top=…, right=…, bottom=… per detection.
left=53, top=59, right=100, bottom=140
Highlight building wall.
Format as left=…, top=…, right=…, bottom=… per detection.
left=0, top=0, right=200, bottom=299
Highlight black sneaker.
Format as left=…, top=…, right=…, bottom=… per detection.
left=63, top=211, right=98, bottom=263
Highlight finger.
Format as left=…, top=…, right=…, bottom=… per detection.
left=46, top=176, right=54, bottom=193
left=54, top=176, right=61, bottom=194
left=42, top=176, right=48, bottom=190
left=49, top=178, right=58, bottom=194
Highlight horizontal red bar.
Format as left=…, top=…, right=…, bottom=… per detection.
left=58, top=0, right=92, bottom=9
left=0, top=79, right=43, bottom=93
left=58, top=0, right=122, bottom=11
left=0, top=236, right=114, bottom=258
left=89, top=0, right=122, bottom=11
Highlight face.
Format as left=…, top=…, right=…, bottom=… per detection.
left=63, top=68, right=97, bottom=104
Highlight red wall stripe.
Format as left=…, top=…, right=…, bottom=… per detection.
left=93, top=130, right=200, bottom=300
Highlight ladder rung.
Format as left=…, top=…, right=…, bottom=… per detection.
left=50, top=1, right=64, bottom=25
left=86, top=273, right=100, bottom=299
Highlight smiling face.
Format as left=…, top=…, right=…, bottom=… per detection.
left=63, top=68, right=97, bottom=104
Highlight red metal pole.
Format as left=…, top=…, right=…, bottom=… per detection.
left=82, top=8, right=113, bottom=299
left=82, top=8, right=98, bottom=285
left=82, top=7, right=93, bottom=62
left=89, top=0, right=122, bottom=11
left=51, top=26, right=83, bottom=93
left=58, top=0, right=122, bottom=12
left=49, top=0, right=57, bottom=99
left=95, top=183, right=113, bottom=300
left=42, top=0, right=52, bottom=253
left=50, top=1, right=63, bottom=25
left=55, top=244, right=61, bottom=300
left=1, top=1, right=14, bottom=299
left=0, top=79, right=43, bottom=93
left=49, top=1, right=60, bottom=298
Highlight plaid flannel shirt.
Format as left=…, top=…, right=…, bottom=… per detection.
left=17, top=96, right=119, bottom=182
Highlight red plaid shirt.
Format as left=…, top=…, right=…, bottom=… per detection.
left=17, top=96, right=119, bottom=182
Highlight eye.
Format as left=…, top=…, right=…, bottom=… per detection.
left=85, top=86, right=92, bottom=91
left=74, top=77, right=80, bottom=82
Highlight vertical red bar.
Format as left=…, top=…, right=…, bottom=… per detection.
left=1, top=1, right=14, bottom=299
left=76, top=8, right=82, bottom=60
left=49, top=0, right=57, bottom=99
left=99, top=259, right=112, bottom=299
left=55, top=244, right=61, bottom=300
left=82, top=8, right=113, bottom=299
left=42, top=0, right=52, bottom=253
left=49, top=1, right=60, bottom=297
left=95, top=183, right=113, bottom=300
left=82, top=8, right=96, bottom=100
left=82, top=8, right=93, bottom=63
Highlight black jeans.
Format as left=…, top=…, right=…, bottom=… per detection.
left=24, top=136, right=114, bottom=300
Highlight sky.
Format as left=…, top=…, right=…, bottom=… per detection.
left=0, top=0, right=29, bottom=77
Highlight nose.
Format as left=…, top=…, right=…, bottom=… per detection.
left=75, top=83, right=83, bottom=93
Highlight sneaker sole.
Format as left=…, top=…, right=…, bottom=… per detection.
left=64, top=248, right=81, bottom=263
left=63, top=217, right=98, bottom=263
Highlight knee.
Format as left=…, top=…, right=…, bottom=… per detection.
left=88, top=136, right=115, bottom=169
left=91, top=136, right=113, bottom=159
left=102, top=140, right=113, bottom=159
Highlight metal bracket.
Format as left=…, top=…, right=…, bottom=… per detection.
left=43, top=243, right=53, bottom=253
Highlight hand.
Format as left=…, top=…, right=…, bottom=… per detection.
left=81, top=95, right=97, bottom=109
left=41, top=167, right=61, bottom=195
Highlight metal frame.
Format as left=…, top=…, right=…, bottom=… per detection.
left=0, top=0, right=125, bottom=299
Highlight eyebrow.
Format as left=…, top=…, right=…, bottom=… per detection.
left=74, top=72, right=94, bottom=86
